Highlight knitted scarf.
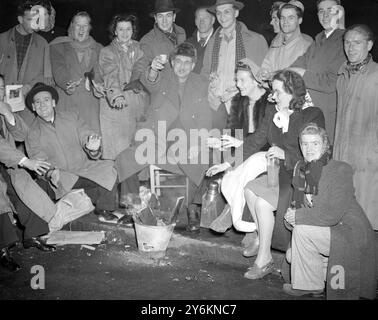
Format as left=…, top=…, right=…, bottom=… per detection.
left=292, top=150, right=331, bottom=209
left=345, top=53, right=372, bottom=75
left=210, top=21, right=246, bottom=73
left=69, top=36, right=96, bottom=68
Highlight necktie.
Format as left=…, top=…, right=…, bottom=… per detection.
left=199, top=38, right=206, bottom=47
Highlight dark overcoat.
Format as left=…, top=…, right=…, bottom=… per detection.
left=284, top=160, right=377, bottom=300
left=116, top=68, right=223, bottom=186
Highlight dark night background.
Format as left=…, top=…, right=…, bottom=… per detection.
left=0, top=0, right=377, bottom=59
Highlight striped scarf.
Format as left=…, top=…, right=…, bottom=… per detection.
left=210, top=21, right=246, bottom=74
left=291, top=150, right=331, bottom=209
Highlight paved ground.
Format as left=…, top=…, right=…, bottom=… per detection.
left=2, top=213, right=377, bottom=301
left=0, top=241, right=316, bottom=301
left=1, top=181, right=377, bottom=301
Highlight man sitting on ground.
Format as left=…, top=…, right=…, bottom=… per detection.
left=25, top=83, right=120, bottom=221
left=0, top=75, right=57, bottom=272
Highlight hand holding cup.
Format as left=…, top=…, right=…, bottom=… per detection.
left=151, top=54, right=168, bottom=72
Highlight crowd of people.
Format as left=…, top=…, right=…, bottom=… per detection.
left=0, top=0, right=377, bottom=300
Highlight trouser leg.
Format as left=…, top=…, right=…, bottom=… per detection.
left=1, top=167, right=49, bottom=240
left=96, top=180, right=118, bottom=211
left=35, top=178, right=56, bottom=201
left=120, top=173, right=140, bottom=196
left=291, top=225, right=330, bottom=290
left=73, top=177, right=117, bottom=211
left=0, top=214, right=19, bottom=250
left=186, top=178, right=200, bottom=207
left=16, top=207, right=50, bottom=240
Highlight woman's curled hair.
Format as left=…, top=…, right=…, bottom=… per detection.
left=272, top=69, right=307, bottom=111
left=109, top=14, right=139, bottom=40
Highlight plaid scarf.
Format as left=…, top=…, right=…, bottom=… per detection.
left=158, top=24, right=178, bottom=46
left=291, top=150, right=331, bottom=209
left=345, top=54, right=372, bottom=75
left=210, top=21, right=246, bottom=74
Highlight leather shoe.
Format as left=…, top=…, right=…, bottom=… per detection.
left=283, top=283, right=324, bottom=298
left=94, top=209, right=118, bottom=222
left=0, top=247, right=21, bottom=272
left=186, top=204, right=200, bottom=232
left=23, top=237, right=56, bottom=252
left=117, top=214, right=134, bottom=227
left=244, top=259, right=274, bottom=280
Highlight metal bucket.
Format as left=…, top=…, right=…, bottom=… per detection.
left=134, top=221, right=175, bottom=254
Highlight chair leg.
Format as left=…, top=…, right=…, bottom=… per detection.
left=156, top=169, right=161, bottom=197
left=185, top=177, right=190, bottom=208
left=150, top=166, right=156, bottom=195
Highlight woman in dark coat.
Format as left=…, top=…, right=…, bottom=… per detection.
left=282, top=123, right=376, bottom=300
left=207, top=70, right=325, bottom=280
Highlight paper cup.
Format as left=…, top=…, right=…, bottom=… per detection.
left=159, top=54, right=168, bottom=64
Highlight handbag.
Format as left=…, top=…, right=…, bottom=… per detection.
left=49, top=189, right=95, bottom=232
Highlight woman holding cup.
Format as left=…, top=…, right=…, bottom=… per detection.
left=207, top=70, right=325, bottom=279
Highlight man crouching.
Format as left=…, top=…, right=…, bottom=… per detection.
left=116, top=42, right=227, bottom=231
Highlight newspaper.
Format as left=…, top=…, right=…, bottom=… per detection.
left=5, top=85, right=25, bottom=112
left=46, top=230, right=106, bottom=245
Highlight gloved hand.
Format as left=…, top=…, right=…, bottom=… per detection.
left=123, top=80, right=145, bottom=94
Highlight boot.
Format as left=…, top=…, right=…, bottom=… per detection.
left=186, top=204, right=200, bottom=232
